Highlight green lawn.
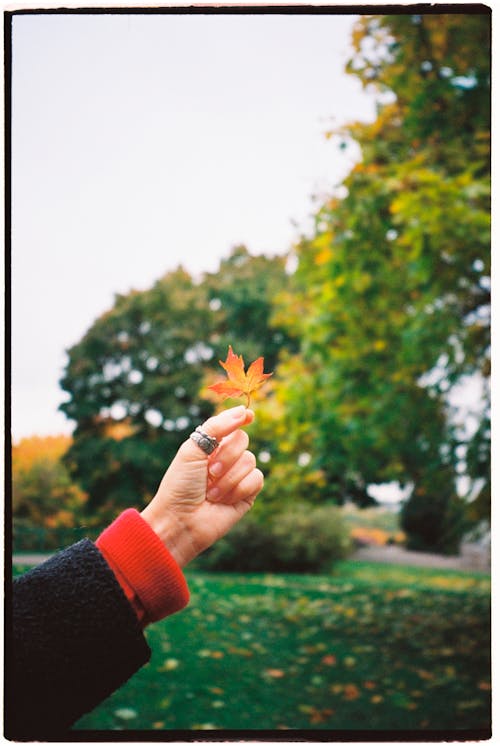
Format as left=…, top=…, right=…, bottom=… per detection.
left=68, top=560, right=490, bottom=734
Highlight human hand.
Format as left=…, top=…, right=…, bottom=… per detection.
left=141, top=405, right=264, bottom=567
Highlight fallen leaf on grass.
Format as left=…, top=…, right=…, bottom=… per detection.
left=330, top=684, right=344, bottom=695
left=198, top=649, right=224, bottom=659
left=343, top=656, right=357, bottom=668
left=310, top=707, right=334, bottom=725
left=321, top=654, right=337, bottom=666
left=298, top=704, right=313, bottom=714
left=159, top=658, right=179, bottom=671
left=343, top=684, right=361, bottom=701
left=114, top=708, right=138, bottom=721
left=458, top=699, right=487, bottom=710
left=208, top=686, right=225, bottom=695
left=310, top=675, right=324, bottom=686
left=265, top=668, right=285, bottom=678
left=417, top=669, right=435, bottom=681
left=192, top=723, right=218, bottom=730
left=227, top=645, right=253, bottom=657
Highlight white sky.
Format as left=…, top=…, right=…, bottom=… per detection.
left=11, top=11, right=377, bottom=441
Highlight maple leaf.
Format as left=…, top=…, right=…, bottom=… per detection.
left=208, top=345, right=273, bottom=407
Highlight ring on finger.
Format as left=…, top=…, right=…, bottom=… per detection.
left=190, top=426, right=220, bottom=455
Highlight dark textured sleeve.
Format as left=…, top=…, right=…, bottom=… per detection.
left=5, top=539, right=151, bottom=740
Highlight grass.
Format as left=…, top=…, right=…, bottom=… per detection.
left=66, top=560, right=491, bottom=734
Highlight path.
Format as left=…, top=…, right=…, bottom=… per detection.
left=12, top=553, right=53, bottom=566
left=354, top=544, right=490, bottom=573
left=14, top=545, right=490, bottom=573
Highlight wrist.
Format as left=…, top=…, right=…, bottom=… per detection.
left=96, top=509, right=190, bottom=624
left=140, top=504, right=196, bottom=568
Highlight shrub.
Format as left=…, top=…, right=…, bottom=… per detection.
left=198, top=503, right=352, bottom=573
left=401, top=491, right=467, bottom=555
left=195, top=515, right=275, bottom=572
left=271, top=504, right=353, bottom=572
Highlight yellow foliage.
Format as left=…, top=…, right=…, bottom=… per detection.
left=12, top=433, right=88, bottom=529
left=13, top=434, right=71, bottom=472
left=103, top=420, right=137, bottom=441
left=315, top=248, right=333, bottom=266
left=351, top=526, right=393, bottom=547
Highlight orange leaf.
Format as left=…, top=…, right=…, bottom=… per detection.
left=208, top=345, right=273, bottom=407
left=343, top=684, right=361, bottom=701
left=478, top=681, right=491, bottom=691
left=321, top=654, right=337, bottom=666
left=310, top=707, right=334, bottom=724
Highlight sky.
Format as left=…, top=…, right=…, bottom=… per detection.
left=11, top=10, right=377, bottom=442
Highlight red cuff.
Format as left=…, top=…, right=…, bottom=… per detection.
left=96, top=509, right=190, bottom=626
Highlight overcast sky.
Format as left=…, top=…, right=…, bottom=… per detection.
left=11, top=11, right=377, bottom=441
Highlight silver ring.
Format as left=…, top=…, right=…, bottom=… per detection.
left=190, top=426, right=220, bottom=455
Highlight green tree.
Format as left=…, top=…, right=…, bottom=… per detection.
left=60, top=248, right=293, bottom=517
left=271, top=11, right=490, bottom=551
left=203, top=245, right=297, bottom=372
left=60, top=268, right=216, bottom=517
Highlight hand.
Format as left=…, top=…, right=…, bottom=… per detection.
left=141, top=405, right=264, bottom=567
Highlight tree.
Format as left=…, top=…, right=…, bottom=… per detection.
left=203, top=244, right=297, bottom=372
left=60, top=268, right=216, bottom=516
left=60, top=248, right=293, bottom=517
left=12, top=435, right=88, bottom=534
left=271, top=11, right=490, bottom=551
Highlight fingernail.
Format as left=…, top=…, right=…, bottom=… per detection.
left=207, top=486, right=220, bottom=501
left=231, top=405, right=246, bottom=418
left=209, top=462, right=223, bottom=478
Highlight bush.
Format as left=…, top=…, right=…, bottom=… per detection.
left=401, top=490, right=467, bottom=555
left=198, top=503, right=352, bottom=573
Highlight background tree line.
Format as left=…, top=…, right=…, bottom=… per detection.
left=14, top=11, right=490, bottom=559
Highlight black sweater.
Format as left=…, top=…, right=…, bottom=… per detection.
left=5, top=539, right=151, bottom=740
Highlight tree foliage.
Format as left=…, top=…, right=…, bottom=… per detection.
left=270, top=11, right=490, bottom=550
left=12, top=435, right=87, bottom=529
left=57, top=12, right=490, bottom=554
left=203, top=245, right=297, bottom=371
left=60, top=247, right=292, bottom=518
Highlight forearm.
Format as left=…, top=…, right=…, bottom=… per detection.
left=7, top=509, right=191, bottom=738
left=6, top=539, right=151, bottom=739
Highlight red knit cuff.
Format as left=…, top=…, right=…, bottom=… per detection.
left=96, top=509, right=190, bottom=626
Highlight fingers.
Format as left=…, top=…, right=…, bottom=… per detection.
left=207, top=448, right=261, bottom=505
left=207, top=429, right=249, bottom=480
left=204, top=416, right=262, bottom=505
left=226, top=468, right=264, bottom=509
left=210, top=471, right=263, bottom=530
